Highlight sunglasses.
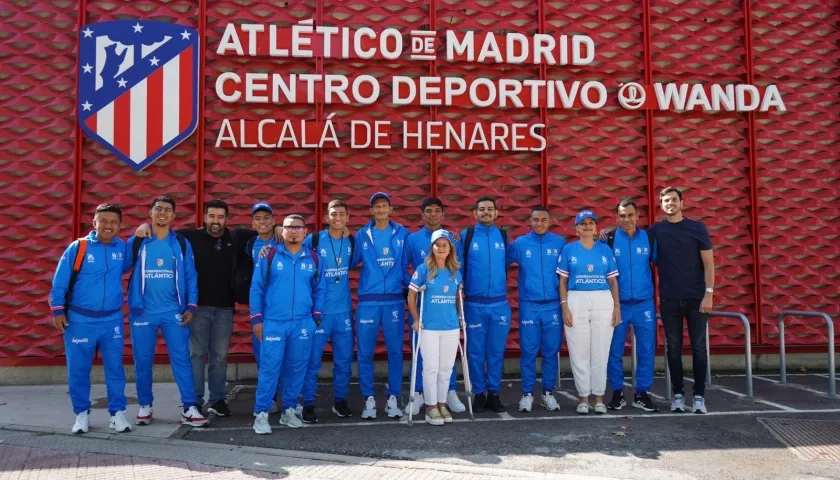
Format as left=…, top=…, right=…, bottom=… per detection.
left=215, top=238, right=222, bottom=251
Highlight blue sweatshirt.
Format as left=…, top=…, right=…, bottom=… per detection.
left=304, top=230, right=352, bottom=315
left=352, top=220, right=410, bottom=304
left=126, top=232, right=198, bottom=317
left=49, top=231, right=128, bottom=321
left=460, top=223, right=512, bottom=303
left=509, top=231, right=567, bottom=310
left=249, top=244, right=325, bottom=325
left=603, top=228, right=655, bottom=302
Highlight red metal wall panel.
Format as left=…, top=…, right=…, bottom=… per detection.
left=750, top=0, right=840, bottom=346
left=0, top=0, right=837, bottom=364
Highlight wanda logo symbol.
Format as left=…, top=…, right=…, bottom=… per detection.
left=618, top=82, right=646, bottom=110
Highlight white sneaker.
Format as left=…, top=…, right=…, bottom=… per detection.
left=361, top=396, right=377, bottom=419
left=541, top=392, right=560, bottom=411
left=181, top=405, right=208, bottom=427
left=446, top=390, right=466, bottom=413
left=518, top=393, right=534, bottom=412
left=109, top=411, right=132, bottom=433
left=693, top=396, right=707, bottom=414
left=386, top=395, right=404, bottom=418
left=72, top=411, right=89, bottom=434
left=253, top=412, right=272, bottom=434
left=405, top=392, right=423, bottom=416
left=671, top=394, right=686, bottom=412
left=135, top=405, right=153, bottom=425
left=279, top=407, right=303, bottom=428
left=593, top=403, right=607, bottom=414
left=576, top=403, right=590, bottom=415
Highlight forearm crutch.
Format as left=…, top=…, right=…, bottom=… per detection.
left=407, top=285, right=425, bottom=427
left=457, top=286, right=474, bottom=420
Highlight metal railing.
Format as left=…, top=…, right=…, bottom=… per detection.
left=663, top=311, right=753, bottom=399
left=778, top=310, right=836, bottom=398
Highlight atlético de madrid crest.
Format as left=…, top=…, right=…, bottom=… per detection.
left=78, top=20, right=199, bottom=171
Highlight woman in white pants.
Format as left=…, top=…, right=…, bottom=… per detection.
left=557, top=210, right=621, bottom=414
left=407, top=229, right=463, bottom=426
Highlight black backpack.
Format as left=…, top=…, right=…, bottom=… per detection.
left=462, top=226, right=509, bottom=282
left=606, top=229, right=654, bottom=253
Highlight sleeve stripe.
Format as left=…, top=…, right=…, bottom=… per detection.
left=408, top=284, right=420, bottom=292
left=556, top=269, right=569, bottom=277
left=250, top=314, right=262, bottom=319
left=50, top=306, right=64, bottom=311
left=606, top=271, right=619, bottom=278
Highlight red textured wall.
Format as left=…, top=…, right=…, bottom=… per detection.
left=0, top=0, right=837, bottom=365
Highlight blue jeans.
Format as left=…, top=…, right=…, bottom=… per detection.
left=189, top=306, right=234, bottom=404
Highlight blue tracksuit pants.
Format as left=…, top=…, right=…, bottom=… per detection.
left=519, top=307, right=562, bottom=394
left=607, top=299, right=656, bottom=393
left=409, top=312, right=458, bottom=395
left=302, top=312, right=355, bottom=405
left=64, top=314, right=127, bottom=415
left=253, top=332, right=282, bottom=402
left=356, top=303, right=404, bottom=398
left=464, top=302, right=512, bottom=394
left=130, top=310, right=198, bottom=409
left=254, top=318, right=315, bottom=413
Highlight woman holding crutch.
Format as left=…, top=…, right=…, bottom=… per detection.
left=407, top=229, right=463, bottom=426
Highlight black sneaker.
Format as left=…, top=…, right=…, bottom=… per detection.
left=473, top=393, right=487, bottom=413
left=487, top=393, right=506, bottom=413
left=332, top=401, right=353, bottom=418
left=207, top=400, right=231, bottom=417
left=607, top=391, right=626, bottom=411
left=302, top=406, right=318, bottom=424
left=633, top=392, right=660, bottom=412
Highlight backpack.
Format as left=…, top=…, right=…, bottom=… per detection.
left=311, top=229, right=355, bottom=263
left=606, top=229, right=655, bottom=253
left=462, top=226, right=509, bottom=282
left=234, top=235, right=258, bottom=305
left=64, top=238, right=89, bottom=308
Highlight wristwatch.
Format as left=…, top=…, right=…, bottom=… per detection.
left=705, top=287, right=714, bottom=293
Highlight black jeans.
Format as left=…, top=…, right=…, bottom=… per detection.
left=660, top=299, right=708, bottom=396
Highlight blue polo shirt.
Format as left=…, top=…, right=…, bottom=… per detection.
left=647, top=218, right=713, bottom=300
left=142, top=238, right=180, bottom=314
left=556, top=241, right=618, bottom=291
left=409, top=263, right=462, bottom=331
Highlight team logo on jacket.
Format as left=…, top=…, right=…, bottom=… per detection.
left=614, top=248, right=621, bottom=256
left=276, top=261, right=283, bottom=270
left=420, top=249, right=426, bottom=257
left=570, top=256, right=577, bottom=264
left=587, top=264, right=594, bottom=272
left=113, top=326, right=122, bottom=338
left=300, top=328, right=308, bottom=338
left=156, top=258, right=164, bottom=267
left=392, top=310, right=399, bottom=319
left=87, top=254, right=95, bottom=263
left=637, top=247, right=642, bottom=254
left=382, top=247, right=389, bottom=255
left=601, top=256, right=607, bottom=264
left=525, top=250, right=532, bottom=258
left=472, top=242, right=479, bottom=250
left=78, top=20, right=199, bottom=171
left=174, top=314, right=182, bottom=321
left=320, top=248, right=327, bottom=257
left=443, top=285, right=449, bottom=293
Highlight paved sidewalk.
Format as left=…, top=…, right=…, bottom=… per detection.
left=0, top=426, right=616, bottom=480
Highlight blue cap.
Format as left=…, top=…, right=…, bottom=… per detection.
left=369, top=191, right=391, bottom=207
left=575, top=209, right=598, bottom=225
left=430, top=229, right=455, bottom=247
left=252, top=202, right=274, bottom=216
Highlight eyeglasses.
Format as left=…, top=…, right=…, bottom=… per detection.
left=215, top=238, right=222, bottom=251
left=283, top=225, right=305, bottom=231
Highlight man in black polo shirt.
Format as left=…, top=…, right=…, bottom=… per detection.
left=647, top=187, right=715, bottom=414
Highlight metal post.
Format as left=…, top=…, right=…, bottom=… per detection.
left=664, top=340, right=671, bottom=400
left=631, top=325, right=637, bottom=390
left=708, top=311, right=753, bottom=398
left=705, top=321, right=712, bottom=386
left=779, top=311, right=835, bottom=397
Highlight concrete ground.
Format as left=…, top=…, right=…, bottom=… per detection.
left=0, top=373, right=838, bottom=479
left=180, top=373, right=840, bottom=480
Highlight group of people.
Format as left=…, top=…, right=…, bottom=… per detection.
left=50, top=186, right=715, bottom=435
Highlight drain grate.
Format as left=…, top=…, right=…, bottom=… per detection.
left=759, top=417, right=840, bottom=461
